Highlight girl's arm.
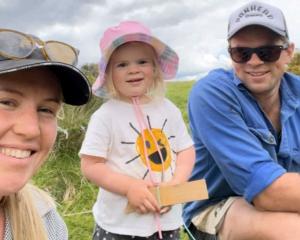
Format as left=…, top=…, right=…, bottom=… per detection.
left=169, top=145, right=195, bottom=185
left=80, top=154, right=160, bottom=214
left=158, top=145, right=195, bottom=214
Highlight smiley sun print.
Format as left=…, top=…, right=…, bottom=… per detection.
left=121, top=116, right=176, bottom=179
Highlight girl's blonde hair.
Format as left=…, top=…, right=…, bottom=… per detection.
left=2, top=184, right=54, bottom=240
left=101, top=42, right=166, bottom=100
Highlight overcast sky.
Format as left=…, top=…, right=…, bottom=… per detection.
left=1, top=0, right=299, bottom=79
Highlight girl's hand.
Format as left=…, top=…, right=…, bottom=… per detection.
left=159, top=205, right=172, bottom=215
left=126, top=180, right=160, bottom=214
left=157, top=179, right=180, bottom=215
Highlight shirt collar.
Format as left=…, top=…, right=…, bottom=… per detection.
left=232, top=70, right=248, bottom=91
left=231, top=70, right=300, bottom=118
left=280, top=73, right=300, bottom=121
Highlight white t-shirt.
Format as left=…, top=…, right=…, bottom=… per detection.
left=79, top=98, right=193, bottom=236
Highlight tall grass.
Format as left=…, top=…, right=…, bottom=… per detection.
left=33, top=80, right=195, bottom=240
left=166, top=81, right=194, bottom=126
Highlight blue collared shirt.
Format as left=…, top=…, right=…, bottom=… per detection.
left=183, top=68, right=300, bottom=225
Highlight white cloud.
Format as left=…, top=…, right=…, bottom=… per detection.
left=0, top=0, right=299, bottom=80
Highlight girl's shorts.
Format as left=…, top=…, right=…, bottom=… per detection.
left=93, top=224, right=180, bottom=240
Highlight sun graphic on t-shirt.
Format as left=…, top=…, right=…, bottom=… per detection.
left=121, top=116, right=175, bottom=179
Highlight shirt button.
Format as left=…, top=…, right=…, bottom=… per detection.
left=269, top=135, right=275, bottom=144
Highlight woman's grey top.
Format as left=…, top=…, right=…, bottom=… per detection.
left=4, top=190, right=68, bottom=240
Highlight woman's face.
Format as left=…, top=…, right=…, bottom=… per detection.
left=0, top=68, right=62, bottom=197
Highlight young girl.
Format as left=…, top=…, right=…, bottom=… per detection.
left=80, top=20, right=195, bottom=240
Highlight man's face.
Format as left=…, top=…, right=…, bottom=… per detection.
left=229, top=26, right=294, bottom=98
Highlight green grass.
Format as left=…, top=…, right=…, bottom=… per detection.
left=166, top=81, right=195, bottom=125
left=33, top=80, right=195, bottom=240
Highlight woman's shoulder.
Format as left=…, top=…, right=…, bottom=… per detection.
left=28, top=185, right=68, bottom=239
left=28, top=184, right=56, bottom=216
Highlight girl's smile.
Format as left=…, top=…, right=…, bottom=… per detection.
left=109, top=42, right=156, bottom=102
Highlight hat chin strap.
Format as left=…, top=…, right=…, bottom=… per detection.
left=131, top=96, right=164, bottom=239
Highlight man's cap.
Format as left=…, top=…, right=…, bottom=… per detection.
left=227, top=1, right=288, bottom=40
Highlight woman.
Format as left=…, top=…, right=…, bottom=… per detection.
left=0, top=29, right=91, bottom=240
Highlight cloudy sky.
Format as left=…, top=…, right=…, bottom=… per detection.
left=1, top=0, right=299, bottom=79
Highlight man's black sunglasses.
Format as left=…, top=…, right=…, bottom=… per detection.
left=228, top=43, right=289, bottom=63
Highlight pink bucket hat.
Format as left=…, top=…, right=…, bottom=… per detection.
left=92, top=20, right=179, bottom=97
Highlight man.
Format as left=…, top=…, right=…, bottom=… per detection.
left=183, top=1, right=300, bottom=240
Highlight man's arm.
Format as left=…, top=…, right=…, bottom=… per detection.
left=253, top=172, right=300, bottom=213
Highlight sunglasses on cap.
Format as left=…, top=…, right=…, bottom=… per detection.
left=0, top=29, right=78, bottom=65
left=228, top=43, right=289, bottom=64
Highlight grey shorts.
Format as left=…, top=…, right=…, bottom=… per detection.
left=93, top=225, right=180, bottom=240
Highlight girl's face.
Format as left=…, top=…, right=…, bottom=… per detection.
left=109, top=42, right=156, bottom=103
left=0, top=68, right=62, bottom=198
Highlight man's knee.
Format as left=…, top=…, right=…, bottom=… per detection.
left=219, top=198, right=300, bottom=240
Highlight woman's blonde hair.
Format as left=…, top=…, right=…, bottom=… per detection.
left=101, top=42, right=166, bottom=100
left=2, top=184, right=54, bottom=240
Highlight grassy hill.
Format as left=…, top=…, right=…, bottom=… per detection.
left=33, top=80, right=195, bottom=240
